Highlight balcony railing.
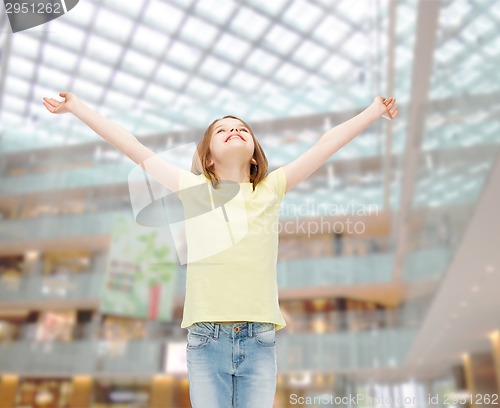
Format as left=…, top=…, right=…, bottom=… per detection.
left=0, top=327, right=417, bottom=375
left=0, top=213, right=113, bottom=241
left=0, top=340, right=162, bottom=375
left=0, top=163, right=133, bottom=196
left=277, top=328, right=416, bottom=372
left=0, top=273, right=104, bottom=303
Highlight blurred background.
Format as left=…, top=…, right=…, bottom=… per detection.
left=1, top=0, right=500, bottom=407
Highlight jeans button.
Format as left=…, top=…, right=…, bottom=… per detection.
left=235, top=326, right=241, bottom=332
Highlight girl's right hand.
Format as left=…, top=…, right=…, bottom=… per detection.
left=42, top=92, right=78, bottom=114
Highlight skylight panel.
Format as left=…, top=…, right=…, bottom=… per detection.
left=1, top=111, right=22, bottom=127
left=199, top=56, right=233, bottom=82
left=167, top=42, right=201, bottom=70
left=194, top=0, right=237, bottom=24
left=105, top=90, right=136, bottom=110
left=103, top=0, right=144, bottom=17
left=441, top=0, right=472, bottom=29
left=230, top=8, right=270, bottom=41
left=144, top=84, right=177, bottom=105
left=213, top=33, right=251, bottom=62
left=4, top=76, right=30, bottom=99
left=186, top=77, right=218, bottom=98
left=293, top=41, right=328, bottom=69
left=336, top=0, right=369, bottom=23
left=264, top=25, right=301, bottom=55
left=313, top=16, right=351, bottom=47
left=11, top=34, right=41, bottom=59
left=94, top=8, right=134, bottom=42
left=131, top=25, right=169, bottom=56
left=43, top=44, right=78, bottom=72
left=244, top=48, right=280, bottom=76
left=112, top=72, right=146, bottom=96
left=181, top=16, right=219, bottom=48
left=282, top=1, right=323, bottom=33
left=123, top=49, right=157, bottom=77
left=273, top=63, right=306, bottom=87
left=155, top=64, right=188, bottom=89
left=144, top=0, right=185, bottom=33
left=37, top=66, right=71, bottom=91
left=320, top=55, right=351, bottom=80
left=62, top=0, right=96, bottom=27
left=304, top=75, right=328, bottom=88
left=79, top=59, right=113, bottom=85
left=46, top=22, right=86, bottom=52
left=341, top=32, right=368, bottom=61
left=87, top=34, right=122, bottom=64
left=72, top=78, right=104, bottom=103
left=245, top=0, right=289, bottom=16
left=7, top=56, right=35, bottom=80
left=229, top=71, right=261, bottom=93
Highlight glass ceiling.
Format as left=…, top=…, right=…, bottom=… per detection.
left=0, top=0, right=389, bottom=146
left=0, top=0, right=499, bottom=216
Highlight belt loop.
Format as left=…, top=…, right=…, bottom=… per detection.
left=248, top=322, right=253, bottom=338
left=214, top=323, right=219, bottom=339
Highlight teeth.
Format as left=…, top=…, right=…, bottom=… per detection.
left=227, top=135, right=241, bottom=141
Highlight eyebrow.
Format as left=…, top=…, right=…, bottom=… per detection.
left=213, top=124, right=247, bottom=132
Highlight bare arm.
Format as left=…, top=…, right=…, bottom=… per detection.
left=283, top=96, right=398, bottom=192
left=43, top=92, right=181, bottom=192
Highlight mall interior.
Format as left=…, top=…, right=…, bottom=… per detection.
left=1, top=0, right=500, bottom=407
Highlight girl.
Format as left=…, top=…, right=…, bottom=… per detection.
left=43, top=92, right=398, bottom=407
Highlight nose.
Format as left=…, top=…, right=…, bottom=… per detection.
left=230, top=128, right=239, bottom=133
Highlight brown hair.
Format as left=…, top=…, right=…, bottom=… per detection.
left=191, top=115, right=268, bottom=191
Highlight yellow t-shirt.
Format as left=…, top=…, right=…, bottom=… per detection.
left=176, top=167, right=287, bottom=331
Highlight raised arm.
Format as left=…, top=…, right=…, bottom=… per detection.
left=282, top=96, right=398, bottom=192
left=43, top=92, right=181, bottom=192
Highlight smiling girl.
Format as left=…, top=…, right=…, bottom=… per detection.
left=43, top=92, right=398, bottom=408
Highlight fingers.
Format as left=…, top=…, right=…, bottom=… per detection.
left=43, top=97, right=60, bottom=108
left=42, top=100, right=57, bottom=113
left=385, top=97, right=396, bottom=108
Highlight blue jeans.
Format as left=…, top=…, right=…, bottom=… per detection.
left=186, top=321, right=277, bottom=408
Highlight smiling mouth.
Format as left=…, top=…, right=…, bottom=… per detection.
left=225, top=134, right=245, bottom=142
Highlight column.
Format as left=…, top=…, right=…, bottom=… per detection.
left=150, top=375, right=174, bottom=408
left=0, top=375, right=19, bottom=408
left=69, top=376, right=92, bottom=408
left=490, top=331, right=500, bottom=393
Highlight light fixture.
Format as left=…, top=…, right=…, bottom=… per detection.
left=489, top=330, right=499, bottom=341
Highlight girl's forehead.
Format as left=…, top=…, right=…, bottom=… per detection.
left=214, top=118, right=244, bottom=128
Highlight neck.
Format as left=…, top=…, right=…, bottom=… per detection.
left=213, top=161, right=251, bottom=183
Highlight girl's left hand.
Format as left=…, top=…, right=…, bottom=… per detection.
left=372, top=96, right=399, bottom=120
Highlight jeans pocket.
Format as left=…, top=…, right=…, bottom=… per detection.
left=187, top=331, right=211, bottom=350
left=254, top=327, right=276, bottom=347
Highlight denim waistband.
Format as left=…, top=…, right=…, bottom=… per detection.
left=187, top=321, right=275, bottom=338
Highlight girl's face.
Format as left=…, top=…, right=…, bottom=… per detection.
left=208, top=117, right=255, bottom=164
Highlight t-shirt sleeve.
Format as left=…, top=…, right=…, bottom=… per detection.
left=265, top=167, right=287, bottom=201
left=176, top=170, right=206, bottom=201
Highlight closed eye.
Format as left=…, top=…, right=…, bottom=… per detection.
left=216, top=128, right=225, bottom=134
left=240, top=128, right=248, bottom=132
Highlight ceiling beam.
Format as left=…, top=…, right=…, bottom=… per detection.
left=392, top=0, right=441, bottom=282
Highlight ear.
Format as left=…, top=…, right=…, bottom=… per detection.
left=206, top=152, right=215, bottom=167
left=250, top=158, right=257, bottom=165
